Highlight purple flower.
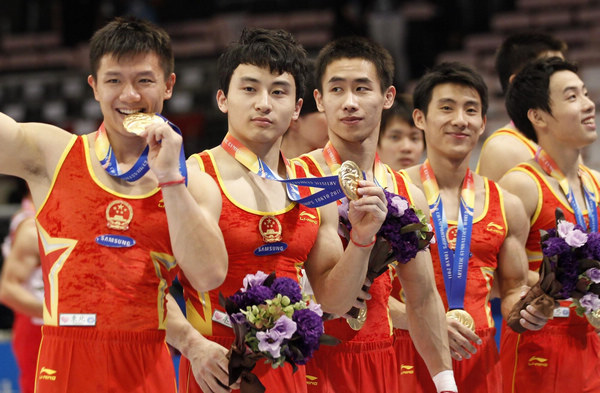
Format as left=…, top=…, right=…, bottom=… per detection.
left=256, top=316, right=297, bottom=358
left=390, top=195, right=409, bottom=216
left=271, top=277, right=302, bottom=303
left=557, top=220, right=575, bottom=238
left=230, top=312, right=246, bottom=324
left=307, top=300, right=323, bottom=317
left=579, top=293, right=600, bottom=313
left=291, top=309, right=324, bottom=364
left=242, top=271, right=269, bottom=292
left=245, top=285, right=275, bottom=306
left=565, top=229, right=588, bottom=248
left=586, top=268, right=600, bottom=284
left=542, top=237, right=570, bottom=257
left=585, top=232, right=600, bottom=260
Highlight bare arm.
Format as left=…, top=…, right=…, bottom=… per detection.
left=0, top=217, right=43, bottom=318
left=0, top=113, right=73, bottom=203
left=304, top=180, right=387, bottom=315
left=397, top=184, right=452, bottom=376
left=497, top=190, right=549, bottom=331
left=477, top=135, right=535, bottom=182
left=159, top=156, right=228, bottom=292
left=165, top=294, right=235, bottom=393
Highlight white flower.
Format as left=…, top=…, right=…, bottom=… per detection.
left=557, top=220, right=575, bottom=239
left=390, top=196, right=409, bottom=216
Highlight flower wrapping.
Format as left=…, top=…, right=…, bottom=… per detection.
left=507, top=208, right=600, bottom=333
left=219, top=271, right=339, bottom=392
left=338, top=189, right=434, bottom=318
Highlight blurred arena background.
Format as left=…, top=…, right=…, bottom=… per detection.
left=1, top=0, right=600, bottom=391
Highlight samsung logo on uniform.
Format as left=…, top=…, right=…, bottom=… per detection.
left=95, top=234, right=136, bottom=248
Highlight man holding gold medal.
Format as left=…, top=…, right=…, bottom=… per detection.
left=294, top=37, right=455, bottom=393
left=0, top=17, right=228, bottom=392
left=165, top=28, right=389, bottom=393
left=398, top=62, right=549, bottom=393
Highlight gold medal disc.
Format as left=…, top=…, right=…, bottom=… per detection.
left=446, top=309, right=475, bottom=332
left=586, top=309, right=600, bottom=329
left=123, top=113, right=161, bottom=135
left=338, top=160, right=361, bottom=201
left=347, top=307, right=367, bottom=331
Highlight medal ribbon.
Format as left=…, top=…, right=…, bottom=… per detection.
left=535, top=147, right=598, bottom=231
left=420, top=159, right=474, bottom=310
left=94, top=114, right=188, bottom=184
left=221, top=134, right=346, bottom=207
left=322, top=141, right=387, bottom=189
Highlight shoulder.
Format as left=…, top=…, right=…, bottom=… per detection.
left=498, top=165, right=538, bottom=218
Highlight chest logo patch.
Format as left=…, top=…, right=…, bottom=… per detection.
left=106, top=200, right=133, bottom=231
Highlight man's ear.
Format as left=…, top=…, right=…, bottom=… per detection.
left=216, top=90, right=228, bottom=114
left=383, top=86, right=396, bottom=110
left=527, top=108, right=546, bottom=129
left=413, top=108, right=426, bottom=131
left=292, top=98, right=303, bottom=121
left=314, top=89, right=325, bottom=113
left=87, top=75, right=99, bottom=101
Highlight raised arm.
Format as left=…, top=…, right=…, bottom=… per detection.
left=0, top=113, right=73, bottom=202
left=158, top=154, right=227, bottom=292
left=304, top=180, right=386, bottom=315
left=0, top=217, right=43, bottom=318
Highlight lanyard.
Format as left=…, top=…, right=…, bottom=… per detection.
left=221, top=134, right=347, bottom=207
left=420, top=159, right=474, bottom=310
left=94, top=114, right=187, bottom=184
left=535, top=147, right=598, bottom=231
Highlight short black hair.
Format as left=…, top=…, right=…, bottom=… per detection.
left=505, top=56, right=578, bottom=143
left=314, top=36, right=394, bottom=94
left=89, top=17, right=174, bottom=80
left=495, top=32, right=567, bottom=94
left=413, top=62, right=488, bottom=117
left=217, top=28, right=308, bottom=101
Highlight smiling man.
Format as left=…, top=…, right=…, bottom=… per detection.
left=0, top=17, right=228, bottom=393
left=399, top=62, right=548, bottom=393
left=498, top=57, right=600, bottom=393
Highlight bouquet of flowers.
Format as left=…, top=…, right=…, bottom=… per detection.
left=219, top=271, right=339, bottom=393
left=338, top=189, right=434, bottom=319
left=507, top=208, right=600, bottom=333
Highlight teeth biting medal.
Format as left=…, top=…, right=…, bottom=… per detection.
left=123, top=113, right=164, bottom=135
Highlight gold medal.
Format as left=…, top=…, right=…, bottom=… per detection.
left=123, top=113, right=163, bottom=135
left=347, top=307, right=367, bottom=330
left=446, top=309, right=475, bottom=332
left=338, top=160, right=361, bottom=200
left=586, top=309, right=600, bottom=329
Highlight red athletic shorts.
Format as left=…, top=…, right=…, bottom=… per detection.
left=35, top=326, right=176, bottom=393
left=178, top=335, right=307, bottom=393
left=501, top=318, right=600, bottom=393
left=395, top=327, right=500, bottom=393
left=12, top=313, right=42, bottom=393
left=305, top=337, right=397, bottom=393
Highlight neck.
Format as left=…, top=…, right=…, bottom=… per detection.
left=281, top=133, right=311, bottom=160
left=426, top=151, right=471, bottom=189
left=328, top=132, right=378, bottom=179
left=539, top=139, right=581, bottom=179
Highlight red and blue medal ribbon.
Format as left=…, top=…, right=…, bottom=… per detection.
left=420, top=159, right=474, bottom=310
left=535, top=147, right=598, bottom=231
left=94, top=113, right=188, bottom=184
left=221, top=134, right=350, bottom=207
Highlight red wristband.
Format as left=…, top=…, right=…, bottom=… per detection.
left=350, top=229, right=376, bottom=247
left=158, top=177, right=186, bottom=188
